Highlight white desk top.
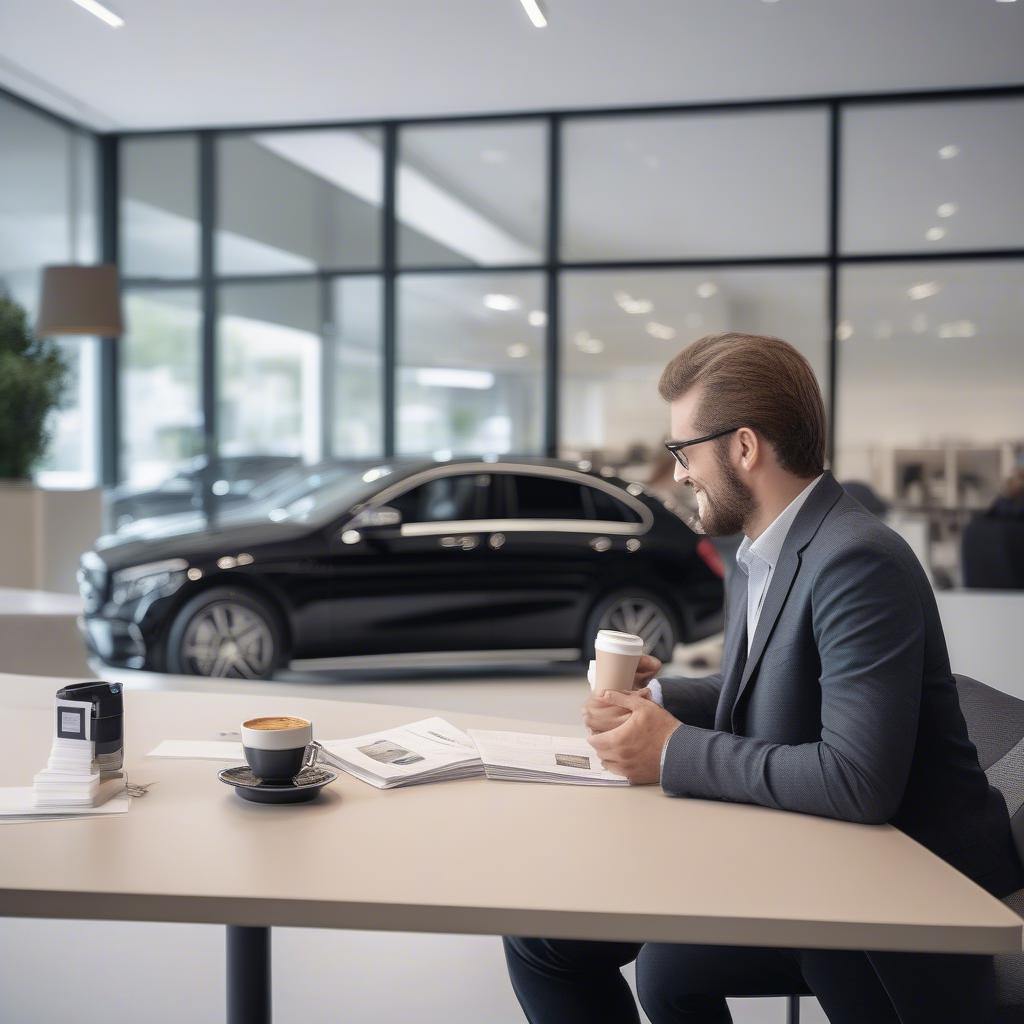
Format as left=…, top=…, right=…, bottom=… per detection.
left=0, top=673, right=1019, bottom=954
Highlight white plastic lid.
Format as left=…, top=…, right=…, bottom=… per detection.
left=594, top=630, right=644, bottom=656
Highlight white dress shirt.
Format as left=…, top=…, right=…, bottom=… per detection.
left=648, top=474, right=824, bottom=707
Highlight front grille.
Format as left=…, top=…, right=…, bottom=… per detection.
left=77, top=554, right=108, bottom=613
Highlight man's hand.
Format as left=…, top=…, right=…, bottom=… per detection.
left=581, top=654, right=663, bottom=734
left=587, top=690, right=683, bottom=785
left=583, top=687, right=650, bottom=734
left=633, top=654, right=662, bottom=689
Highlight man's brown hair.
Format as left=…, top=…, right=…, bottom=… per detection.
left=658, top=332, right=826, bottom=478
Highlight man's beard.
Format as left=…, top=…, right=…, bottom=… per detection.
left=686, top=454, right=756, bottom=537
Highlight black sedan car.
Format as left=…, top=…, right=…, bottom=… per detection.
left=78, top=457, right=724, bottom=679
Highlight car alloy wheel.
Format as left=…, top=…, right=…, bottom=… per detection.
left=180, top=599, right=275, bottom=679
left=597, top=596, right=676, bottom=662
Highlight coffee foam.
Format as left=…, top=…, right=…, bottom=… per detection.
left=594, top=630, right=645, bottom=656
left=243, top=716, right=309, bottom=731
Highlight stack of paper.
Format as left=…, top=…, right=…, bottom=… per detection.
left=32, top=700, right=125, bottom=808
left=318, top=717, right=483, bottom=789
left=0, top=788, right=131, bottom=822
left=468, top=729, right=629, bottom=786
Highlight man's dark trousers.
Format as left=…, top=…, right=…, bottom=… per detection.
left=503, top=934, right=996, bottom=1023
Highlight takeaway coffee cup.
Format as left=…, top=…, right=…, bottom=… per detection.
left=241, top=716, right=322, bottom=783
left=592, top=630, right=645, bottom=693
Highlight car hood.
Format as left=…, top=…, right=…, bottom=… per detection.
left=91, top=518, right=314, bottom=572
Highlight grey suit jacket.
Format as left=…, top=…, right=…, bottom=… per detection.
left=660, top=472, right=1022, bottom=897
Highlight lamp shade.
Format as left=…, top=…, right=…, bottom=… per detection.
left=36, top=263, right=124, bottom=337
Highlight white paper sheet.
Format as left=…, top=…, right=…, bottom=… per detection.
left=0, top=788, right=131, bottom=820
left=468, top=729, right=629, bottom=786
left=146, top=740, right=244, bottom=761
left=318, top=717, right=483, bottom=789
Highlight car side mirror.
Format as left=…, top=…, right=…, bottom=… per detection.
left=348, top=505, right=403, bottom=532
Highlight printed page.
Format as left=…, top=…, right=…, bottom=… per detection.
left=468, top=729, right=628, bottom=785
left=320, top=717, right=481, bottom=784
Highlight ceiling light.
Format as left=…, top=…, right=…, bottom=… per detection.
left=937, top=202, right=958, bottom=218
left=506, top=342, right=530, bottom=359
left=908, top=281, right=941, bottom=300
left=938, top=144, right=960, bottom=160
left=938, top=320, right=977, bottom=339
left=696, top=281, right=718, bottom=299
left=484, top=293, right=521, bottom=311
left=646, top=321, right=676, bottom=341
left=574, top=331, right=604, bottom=355
left=519, top=0, right=548, bottom=27
left=836, top=320, right=854, bottom=342
left=527, top=309, right=547, bottom=327
left=415, top=368, right=495, bottom=390
left=925, top=226, right=947, bottom=241
left=614, top=290, right=654, bottom=315
left=480, top=149, right=508, bottom=164
left=911, top=314, right=929, bottom=334
left=70, top=0, right=124, bottom=27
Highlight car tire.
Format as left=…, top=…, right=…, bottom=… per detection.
left=165, top=586, right=285, bottom=680
left=583, top=589, right=679, bottom=664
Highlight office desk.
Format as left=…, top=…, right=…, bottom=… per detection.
left=0, top=673, right=1020, bottom=1023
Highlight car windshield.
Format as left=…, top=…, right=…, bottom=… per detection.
left=226, top=463, right=395, bottom=526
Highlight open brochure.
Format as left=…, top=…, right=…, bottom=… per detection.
left=467, top=729, right=629, bottom=786
left=318, top=717, right=483, bottom=789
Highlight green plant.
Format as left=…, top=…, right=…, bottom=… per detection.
left=0, top=294, right=68, bottom=481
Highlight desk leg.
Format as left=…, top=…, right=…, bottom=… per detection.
left=227, top=925, right=271, bottom=1024
left=786, top=994, right=800, bottom=1023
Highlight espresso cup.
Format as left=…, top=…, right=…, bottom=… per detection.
left=593, top=629, right=645, bottom=692
left=241, top=715, right=322, bottom=784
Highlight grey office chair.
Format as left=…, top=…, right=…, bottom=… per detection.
left=954, top=673, right=1024, bottom=1020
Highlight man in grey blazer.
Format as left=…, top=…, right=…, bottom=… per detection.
left=504, top=333, right=1021, bottom=1023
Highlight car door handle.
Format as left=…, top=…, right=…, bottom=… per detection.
left=440, top=535, right=479, bottom=551
left=590, top=536, right=612, bottom=552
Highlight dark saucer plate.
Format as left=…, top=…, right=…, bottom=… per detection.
left=218, top=764, right=337, bottom=804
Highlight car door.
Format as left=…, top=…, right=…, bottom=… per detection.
left=484, top=470, right=641, bottom=652
left=296, top=469, right=500, bottom=658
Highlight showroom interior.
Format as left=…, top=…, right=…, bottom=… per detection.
left=1, top=2, right=1023, bottom=1022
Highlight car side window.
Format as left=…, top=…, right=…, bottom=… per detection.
left=584, top=486, right=642, bottom=524
left=389, top=474, right=491, bottom=523
left=510, top=475, right=589, bottom=519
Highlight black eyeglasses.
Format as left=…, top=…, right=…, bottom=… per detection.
left=664, top=426, right=742, bottom=471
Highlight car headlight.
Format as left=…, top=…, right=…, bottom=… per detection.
left=110, top=558, right=189, bottom=605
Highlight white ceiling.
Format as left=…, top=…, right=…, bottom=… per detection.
left=0, top=0, right=1022, bottom=133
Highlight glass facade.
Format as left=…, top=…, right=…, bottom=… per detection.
left=0, top=94, right=100, bottom=488
left=841, top=97, right=1024, bottom=254
left=396, top=272, right=545, bottom=455
left=398, top=120, right=547, bottom=267
left=560, top=268, right=828, bottom=463
left=120, top=288, right=203, bottom=487
left=8, top=85, right=1021, bottom=555
left=120, top=135, right=200, bottom=279
left=562, top=108, right=829, bottom=260
left=217, top=279, right=322, bottom=462
left=216, top=129, right=383, bottom=274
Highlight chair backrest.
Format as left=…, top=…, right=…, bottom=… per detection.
left=954, top=674, right=1024, bottom=867
left=961, top=516, right=1024, bottom=590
